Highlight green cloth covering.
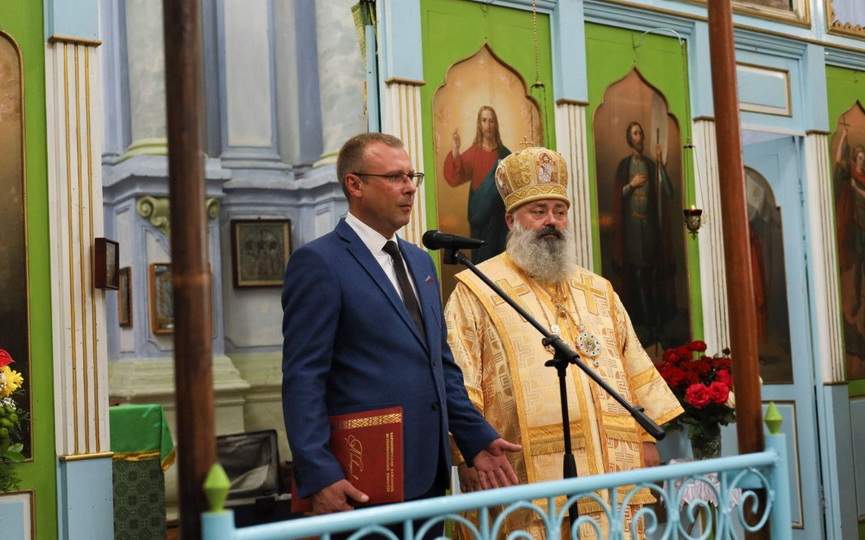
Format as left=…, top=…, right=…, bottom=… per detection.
left=110, top=404, right=174, bottom=540
left=112, top=459, right=167, bottom=540
left=109, top=403, right=175, bottom=471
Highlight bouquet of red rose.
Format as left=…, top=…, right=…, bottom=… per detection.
left=657, top=340, right=736, bottom=449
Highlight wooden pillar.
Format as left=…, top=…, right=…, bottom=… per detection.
left=162, top=1, right=215, bottom=538
left=706, top=0, right=764, bottom=455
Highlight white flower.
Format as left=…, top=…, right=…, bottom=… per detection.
left=0, top=396, right=15, bottom=410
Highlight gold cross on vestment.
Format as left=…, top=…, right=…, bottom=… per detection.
left=571, top=274, right=605, bottom=316
left=519, top=136, right=534, bottom=148
left=493, top=279, right=530, bottom=314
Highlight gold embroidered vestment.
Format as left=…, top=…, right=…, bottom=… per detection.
left=446, top=254, right=682, bottom=538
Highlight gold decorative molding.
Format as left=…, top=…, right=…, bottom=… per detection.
left=48, top=35, right=103, bottom=47
left=385, top=77, right=426, bottom=87
left=555, top=98, right=590, bottom=107
left=827, top=0, right=865, bottom=39
left=59, top=451, right=115, bottom=461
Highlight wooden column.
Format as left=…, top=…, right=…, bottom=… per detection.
left=162, top=1, right=215, bottom=538
left=706, top=0, right=764, bottom=454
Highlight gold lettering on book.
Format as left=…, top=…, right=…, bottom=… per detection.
left=345, top=435, right=364, bottom=480
left=385, top=431, right=394, bottom=492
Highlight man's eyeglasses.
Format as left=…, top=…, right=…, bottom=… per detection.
left=353, top=172, right=425, bottom=188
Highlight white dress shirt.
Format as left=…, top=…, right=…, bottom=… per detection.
left=344, top=212, right=420, bottom=302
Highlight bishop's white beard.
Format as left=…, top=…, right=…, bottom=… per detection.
left=506, top=220, right=577, bottom=285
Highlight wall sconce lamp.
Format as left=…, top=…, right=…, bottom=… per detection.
left=683, top=206, right=704, bottom=238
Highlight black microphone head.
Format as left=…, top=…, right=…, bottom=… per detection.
left=422, top=230, right=441, bottom=250
left=422, top=229, right=486, bottom=251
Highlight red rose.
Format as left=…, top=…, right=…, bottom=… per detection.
left=662, top=365, right=687, bottom=387
left=685, top=384, right=711, bottom=409
left=688, top=340, right=708, bottom=352
left=713, top=357, right=732, bottom=370
left=683, top=369, right=700, bottom=386
left=707, top=381, right=730, bottom=404
left=716, top=369, right=733, bottom=388
left=693, top=359, right=712, bottom=377
left=663, top=349, right=679, bottom=364
left=677, top=346, right=693, bottom=362
left=0, top=349, right=13, bottom=367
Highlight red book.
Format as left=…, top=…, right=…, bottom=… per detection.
left=291, top=406, right=404, bottom=513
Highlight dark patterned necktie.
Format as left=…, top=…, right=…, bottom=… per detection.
left=383, top=241, right=426, bottom=341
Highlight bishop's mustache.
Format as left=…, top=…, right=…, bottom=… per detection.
left=536, top=225, right=564, bottom=240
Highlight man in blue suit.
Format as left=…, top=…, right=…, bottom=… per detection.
left=282, top=132, right=521, bottom=517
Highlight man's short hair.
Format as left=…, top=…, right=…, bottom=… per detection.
left=336, top=132, right=405, bottom=198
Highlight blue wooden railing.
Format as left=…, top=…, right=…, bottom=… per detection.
left=201, top=431, right=790, bottom=540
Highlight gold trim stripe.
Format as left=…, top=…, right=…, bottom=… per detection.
left=466, top=386, right=484, bottom=405
left=384, top=77, right=425, bottom=87
left=331, top=413, right=402, bottom=431
left=84, top=46, right=101, bottom=451
left=60, top=451, right=114, bottom=462
left=48, top=35, right=102, bottom=47
left=602, top=427, right=642, bottom=443
left=629, top=366, right=658, bottom=389
left=555, top=98, right=589, bottom=107
left=62, top=42, right=80, bottom=455
left=112, top=451, right=160, bottom=462
left=74, top=44, right=92, bottom=454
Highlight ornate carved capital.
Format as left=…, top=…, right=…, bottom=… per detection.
left=136, top=196, right=220, bottom=237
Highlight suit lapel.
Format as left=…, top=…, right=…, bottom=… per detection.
left=336, top=221, right=427, bottom=349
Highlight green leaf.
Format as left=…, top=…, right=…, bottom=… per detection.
left=2, top=450, right=24, bottom=462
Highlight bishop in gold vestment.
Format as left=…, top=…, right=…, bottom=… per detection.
left=445, top=146, right=683, bottom=539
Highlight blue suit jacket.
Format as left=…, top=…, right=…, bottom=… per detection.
left=282, top=219, right=499, bottom=499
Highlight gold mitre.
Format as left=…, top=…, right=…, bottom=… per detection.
left=494, top=146, right=570, bottom=213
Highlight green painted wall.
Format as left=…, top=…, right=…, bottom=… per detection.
left=0, top=1, right=59, bottom=537
left=585, top=23, right=703, bottom=341
left=826, top=65, right=865, bottom=397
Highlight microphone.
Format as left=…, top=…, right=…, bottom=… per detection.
left=422, top=230, right=486, bottom=251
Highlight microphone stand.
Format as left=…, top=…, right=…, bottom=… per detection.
left=443, top=248, right=665, bottom=527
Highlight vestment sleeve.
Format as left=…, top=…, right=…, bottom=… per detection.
left=445, top=282, right=489, bottom=464
left=612, top=290, right=683, bottom=431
